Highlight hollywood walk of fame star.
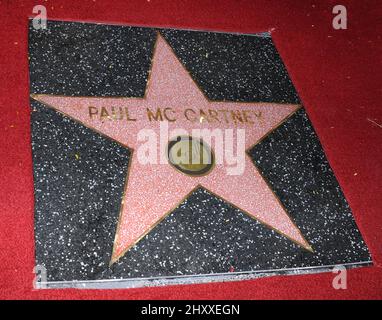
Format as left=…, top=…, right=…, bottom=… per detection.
left=31, top=33, right=312, bottom=264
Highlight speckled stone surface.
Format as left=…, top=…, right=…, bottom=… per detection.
left=159, top=29, right=300, bottom=103
left=29, top=20, right=371, bottom=287
left=31, top=100, right=130, bottom=281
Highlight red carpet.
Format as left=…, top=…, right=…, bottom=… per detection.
left=0, top=0, right=381, bottom=299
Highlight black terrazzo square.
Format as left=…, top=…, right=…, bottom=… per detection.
left=29, top=20, right=371, bottom=289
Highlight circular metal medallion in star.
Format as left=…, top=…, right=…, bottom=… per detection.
left=167, top=136, right=215, bottom=176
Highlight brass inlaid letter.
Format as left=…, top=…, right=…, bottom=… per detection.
left=184, top=108, right=196, bottom=122
left=230, top=110, right=244, bottom=124
left=88, top=106, right=98, bottom=119
left=147, top=108, right=163, bottom=121
left=163, top=108, right=176, bottom=122
left=125, top=107, right=137, bottom=121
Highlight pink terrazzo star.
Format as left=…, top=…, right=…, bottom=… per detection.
left=32, top=33, right=312, bottom=264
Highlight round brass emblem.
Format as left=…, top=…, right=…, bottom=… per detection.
left=167, top=136, right=215, bottom=176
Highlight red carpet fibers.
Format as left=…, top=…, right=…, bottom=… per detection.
left=0, top=0, right=381, bottom=299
